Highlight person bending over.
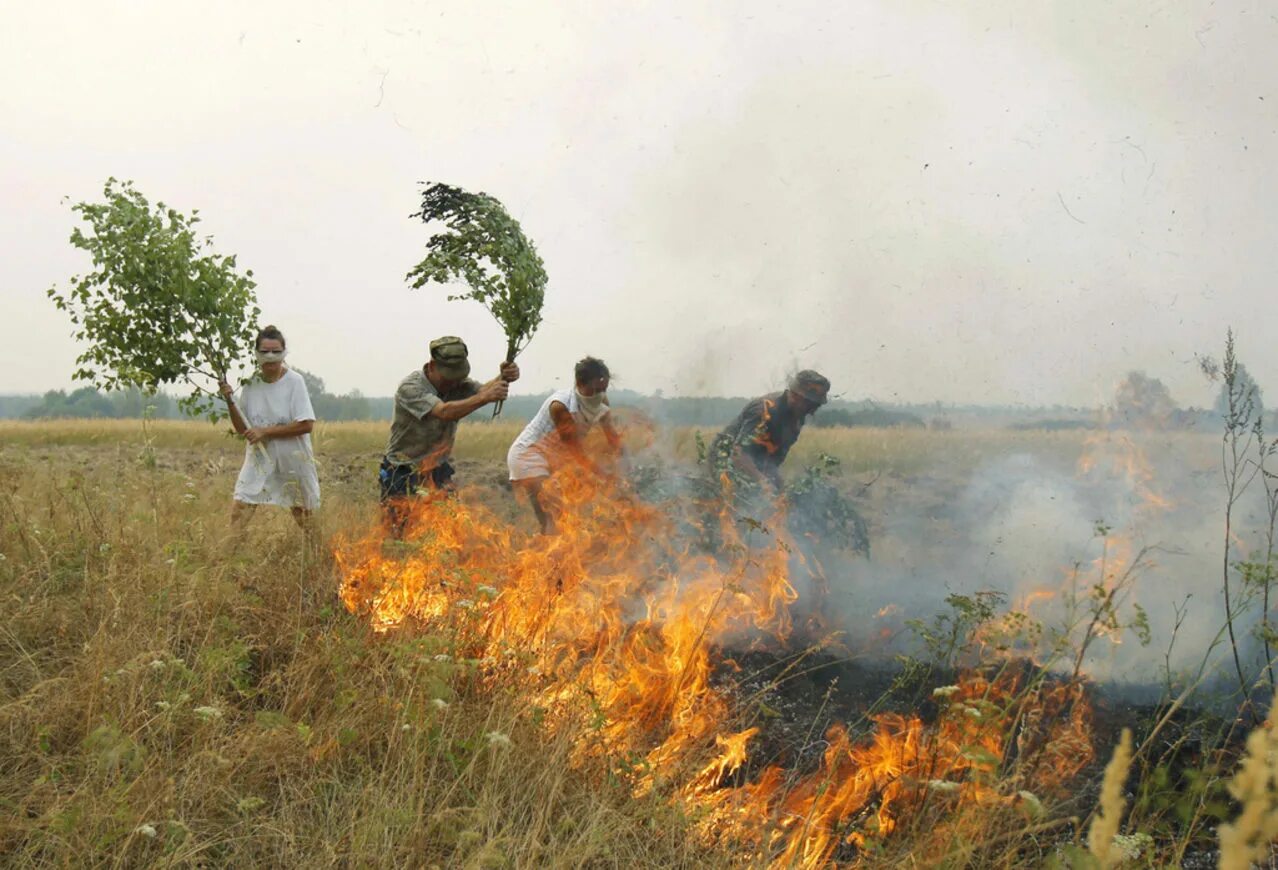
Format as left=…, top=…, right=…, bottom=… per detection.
left=709, top=369, right=831, bottom=494
left=507, top=356, right=621, bottom=534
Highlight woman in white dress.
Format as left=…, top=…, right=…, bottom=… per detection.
left=507, top=357, right=621, bottom=534
left=217, top=325, right=320, bottom=539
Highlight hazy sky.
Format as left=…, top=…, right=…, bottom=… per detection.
left=1, top=1, right=1274, bottom=406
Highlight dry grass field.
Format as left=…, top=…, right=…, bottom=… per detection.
left=0, top=424, right=715, bottom=867
left=0, top=416, right=1110, bottom=469
left=1, top=419, right=1266, bottom=867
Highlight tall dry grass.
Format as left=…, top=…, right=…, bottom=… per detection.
left=0, top=445, right=715, bottom=867
left=0, top=422, right=1247, bottom=867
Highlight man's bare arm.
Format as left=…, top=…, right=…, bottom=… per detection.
left=429, top=378, right=509, bottom=422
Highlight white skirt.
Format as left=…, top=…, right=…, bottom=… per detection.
left=507, top=441, right=552, bottom=482
left=233, top=438, right=321, bottom=509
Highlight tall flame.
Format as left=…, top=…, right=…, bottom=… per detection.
left=338, top=459, right=1093, bottom=865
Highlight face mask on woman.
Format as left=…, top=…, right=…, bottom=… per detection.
left=575, top=387, right=607, bottom=423
left=256, top=349, right=287, bottom=366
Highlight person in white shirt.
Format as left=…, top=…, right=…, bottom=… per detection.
left=218, top=325, right=320, bottom=541
left=507, top=357, right=621, bottom=533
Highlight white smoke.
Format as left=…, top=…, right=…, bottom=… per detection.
left=818, top=434, right=1274, bottom=691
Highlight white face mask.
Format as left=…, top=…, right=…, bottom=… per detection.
left=575, top=388, right=607, bottom=423
left=256, top=349, right=287, bottom=366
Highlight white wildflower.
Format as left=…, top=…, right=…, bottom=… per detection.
left=182, top=493, right=197, bottom=502
left=135, top=823, right=158, bottom=839
left=430, top=698, right=449, bottom=710
left=931, top=685, right=960, bottom=698
left=455, top=599, right=475, bottom=610
left=194, top=706, right=223, bottom=720
left=963, top=706, right=982, bottom=719
left=527, top=665, right=542, bottom=676
left=926, top=780, right=961, bottom=794
left=401, top=723, right=411, bottom=732
left=150, top=660, right=166, bottom=671
left=477, top=585, right=498, bottom=597
left=98, top=543, right=111, bottom=554
left=165, top=558, right=175, bottom=565
left=432, top=654, right=452, bottom=663
left=485, top=731, right=512, bottom=748
left=1112, top=833, right=1153, bottom=861
left=156, top=701, right=171, bottom=711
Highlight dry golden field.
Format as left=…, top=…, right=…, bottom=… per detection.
left=1, top=419, right=1266, bottom=868
left=0, top=416, right=1120, bottom=468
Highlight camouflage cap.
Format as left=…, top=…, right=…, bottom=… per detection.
left=788, top=370, right=831, bottom=405
left=429, top=336, right=471, bottom=380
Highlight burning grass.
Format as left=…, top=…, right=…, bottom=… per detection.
left=1, top=425, right=1272, bottom=867
left=335, top=461, right=1111, bottom=866
left=0, top=448, right=713, bottom=866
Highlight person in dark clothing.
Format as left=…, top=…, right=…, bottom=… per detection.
left=709, top=370, right=831, bottom=492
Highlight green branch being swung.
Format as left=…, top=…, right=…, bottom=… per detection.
left=406, top=183, right=547, bottom=417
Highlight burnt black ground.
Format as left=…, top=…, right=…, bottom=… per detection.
left=706, top=646, right=1253, bottom=862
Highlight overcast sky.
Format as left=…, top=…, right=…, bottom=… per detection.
left=1, top=1, right=1273, bottom=406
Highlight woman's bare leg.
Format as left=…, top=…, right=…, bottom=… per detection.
left=230, top=500, right=256, bottom=531
left=514, top=478, right=556, bottom=534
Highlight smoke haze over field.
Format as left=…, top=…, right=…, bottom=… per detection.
left=0, top=1, right=1275, bottom=405
left=825, top=433, right=1274, bottom=686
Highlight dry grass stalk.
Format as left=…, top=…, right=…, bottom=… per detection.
left=1218, top=694, right=1278, bottom=870
left=1087, top=727, right=1133, bottom=868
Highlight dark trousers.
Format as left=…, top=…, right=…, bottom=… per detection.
left=378, top=458, right=454, bottom=537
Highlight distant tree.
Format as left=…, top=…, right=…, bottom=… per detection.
left=811, top=407, right=925, bottom=428
left=291, top=367, right=372, bottom=421
left=1111, top=371, right=1178, bottom=428
left=0, top=396, right=43, bottom=419
left=809, top=408, right=857, bottom=428
left=109, top=386, right=177, bottom=419
left=24, top=387, right=115, bottom=419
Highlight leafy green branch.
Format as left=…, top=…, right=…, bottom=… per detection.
left=406, top=183, right=546, bottom=416
left=47, top=179, right=260, bottom=422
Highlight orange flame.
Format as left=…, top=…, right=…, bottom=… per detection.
left=338, top=459, right=1093, bottom=865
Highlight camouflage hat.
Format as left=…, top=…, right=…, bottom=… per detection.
left=788, top=370, right=831, bottom=405
left=429, top=336, right=471, bottom=380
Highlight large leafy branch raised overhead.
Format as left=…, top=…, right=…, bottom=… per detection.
left=48, top=179, right=260, bottom=421
left=406, top=182, right=546, bottom=364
